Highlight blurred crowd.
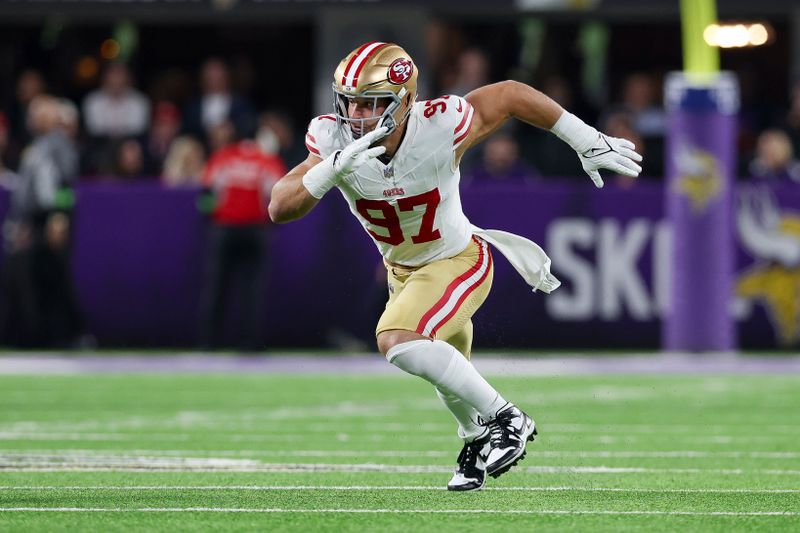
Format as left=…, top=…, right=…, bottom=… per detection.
left=2, top=50, right=800, bottom=190
left=429, top=47, right=800, bottom=187
left=0, top=58, right=291, bottom=349
left=0, top=59, right=300, bottom=187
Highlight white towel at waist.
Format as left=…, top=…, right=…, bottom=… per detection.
left=471, top=225, right=561, bottom=294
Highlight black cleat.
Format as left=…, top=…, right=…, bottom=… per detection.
left=484, top=403, right=537, bottom=479
left=446, top=432, right=491, bottom=492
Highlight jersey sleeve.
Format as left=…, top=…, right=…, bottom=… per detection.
left=420, top=95, right=475, bottom=151
left=305, top=114, right=339, bottom=159
left=447, top=95, right=475, bottom=150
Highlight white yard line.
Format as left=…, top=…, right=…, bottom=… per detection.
left=523, top=435, right=792, bottom=444
left=543, top=423, right=800, bottom=434
left=0, top=432, right=450, bottom=443
left=0, top=508, right=797, bottom=516
left=0, top=432, right=192, bottom=441
left=6, top=420, right=800, bottom=435
left=530, top=451, right=800, bottom=459
left=4, top=412, right=800, bottom=440
left=1, top=432, right=795, bottom=445
left=2, top=460, right=800, bottom=475
left=0, top=450, right=451, bottom=458
left=1, top=485, right=798, bottom=494
left=2, top=449, right=800, bottom=459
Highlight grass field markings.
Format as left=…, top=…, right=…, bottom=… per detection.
left=0, top=421, right=458, bottom=434
left=2, top=485, right=799, bottom=494
left=5, top=420, right=800, bottom=436
left=5, top=414, right=797, bottom=434
left=172, top=403, right=402, bottom=423
left=2, top=432, right=795, bottom=445
left=0, top=508, right=798, bottom=516
left=511, top=384, right=798, bottom=405
left=534, top=451, right=800, bottom=459
left=0, top=404, right=407, bottom=433
left=0, top=420, right=178, bottom=434
left=3, top=459, right=800, bottom=475
left=543, top=423, right=800, bottom=434
left=0, top=432, right=194, bottom=442
left=511, top=387, right=660, bottom=404
left=211, top=422, right=800, bottom=435
left=3, top=449, right=800, bottom=459
left=543, top=435, right=792, bottom=445
left=0, top=450, right=453, bottom=458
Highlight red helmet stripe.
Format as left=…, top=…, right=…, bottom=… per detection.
left=350, top=43, right=389, bottom=88
left=341, top=42, right=376, bottom=86
left=342, top=42, right=387, bottom=88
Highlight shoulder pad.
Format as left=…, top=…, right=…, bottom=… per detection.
left=306, top=114, right=339, bottom=159
left=416, top=95, right=475, bottom=149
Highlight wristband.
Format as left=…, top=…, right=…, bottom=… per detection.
left=550, top=111, right=598, bottom=153
left=302, top=151, right=341, bottom=199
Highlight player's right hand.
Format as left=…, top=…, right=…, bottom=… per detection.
left=302, top=126, right=388, bottom=199
left=333, top=126, right=388, bottom=177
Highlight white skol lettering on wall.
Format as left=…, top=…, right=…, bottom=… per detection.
left=653, top=221, right=672, bottom=317
left=547, top=219, right=595, bottom=320
left=546, top=218, right=672, bottom=321
left=598, top=219, right=651, bottom=320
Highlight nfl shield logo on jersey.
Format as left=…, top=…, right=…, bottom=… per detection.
left=383, top=166, right=395, bottom=179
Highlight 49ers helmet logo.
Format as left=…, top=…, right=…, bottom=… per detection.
left=388, top=58, right=413, bottom=85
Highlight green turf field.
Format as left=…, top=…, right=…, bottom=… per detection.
left=0, top=372, right=798, bottom=532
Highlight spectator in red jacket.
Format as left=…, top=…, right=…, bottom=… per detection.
left=198, top=120, right=286, bottom=350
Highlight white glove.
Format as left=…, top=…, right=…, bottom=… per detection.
left=577, top=133, right=642, bottom=188
left=551, top=111, right=643, bottom=188
left=302, top=126, right=388, bottom=198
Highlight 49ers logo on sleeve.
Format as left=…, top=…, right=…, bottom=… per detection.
left=387, top=58, right=413, bottom=85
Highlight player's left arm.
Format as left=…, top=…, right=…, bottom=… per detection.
left=460, top=80, right=642, bottom=188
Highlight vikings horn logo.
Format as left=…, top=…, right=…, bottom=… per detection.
left=672, top=143, right=724, bottom=213
left=736, top=188, right=800, bottom=346
left=388, top=58, right=413, bottom=85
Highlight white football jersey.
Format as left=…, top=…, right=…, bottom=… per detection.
left=306, top=95, right=475, bottom=266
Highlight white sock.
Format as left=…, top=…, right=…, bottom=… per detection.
left=436, top=387, right=487, bottom=442
left=386, top=339, right=507, bottom=420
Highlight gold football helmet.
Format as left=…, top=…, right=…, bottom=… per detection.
left=332, top=42, right=418, bottom=139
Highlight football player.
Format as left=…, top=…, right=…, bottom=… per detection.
left=269, top=42, right=641, bottom=491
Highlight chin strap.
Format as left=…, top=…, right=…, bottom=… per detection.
left=377, top=114, right=398, bottom=135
